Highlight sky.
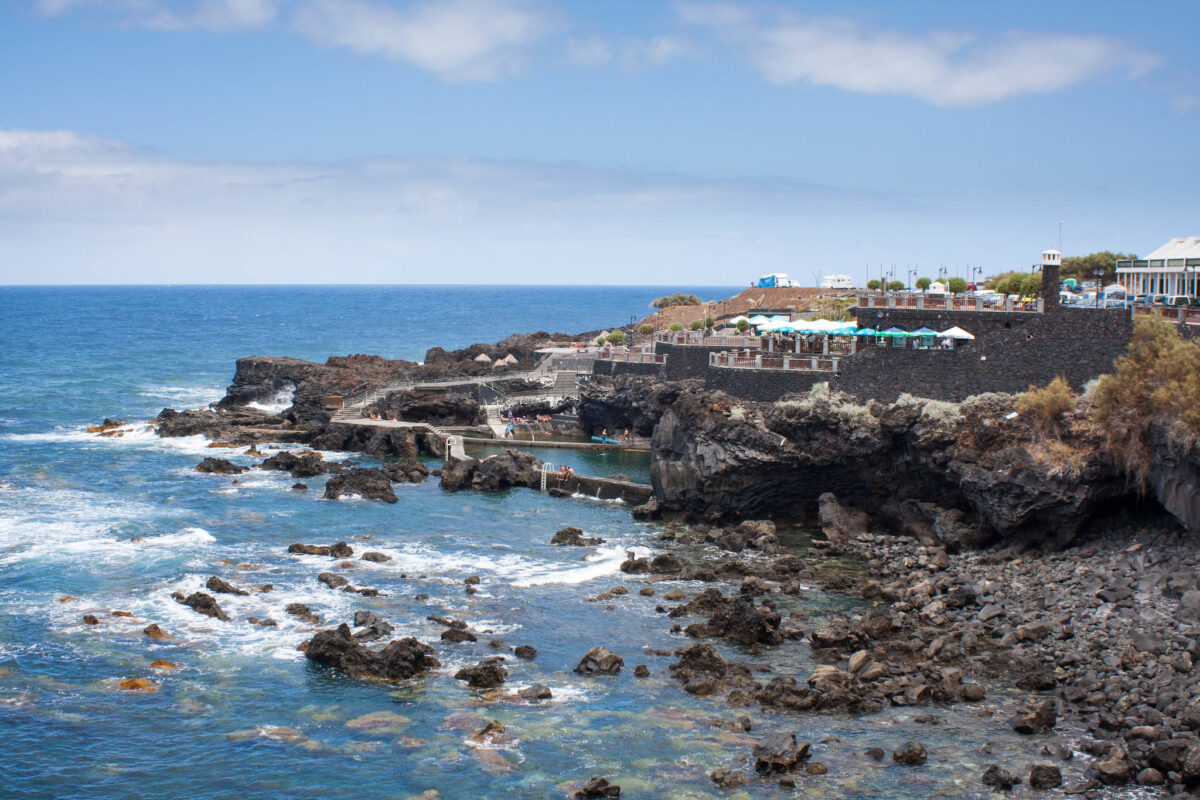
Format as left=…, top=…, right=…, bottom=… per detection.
left=1, top=0, right=1198, bottom=285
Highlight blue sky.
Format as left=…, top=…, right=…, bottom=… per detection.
left=1, top=0, right=1197, bottom=285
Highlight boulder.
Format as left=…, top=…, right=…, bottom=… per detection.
left=195, top=457, right=246, bottom=475
left=514, top=645, right=538, bottom=660
left=329, top=541, right=353, bottom=558
left=361, top=551, right=392, bottom=563
left=1028, top=764, right=1062, bottom=789
left=818, top=493, right=869, bottom=543
left=753, top=733, right=810, bottom=774
left=205, top=576, right=249, bottom=596
left=892, top=740, right=927, bottom=766
left=551, top=527, right=605, bottom=546
left=261, top=450, right=327, bottom=478
left=1010, top=700, right=1057, bottom=735
left=573, top=777, right=620, bottom=798
left=323, top=468, right=398, bottom=503
left=455, top=657, right=508, bottom=688
left=381, top=459, right=429, bottom=484
left=574, top=647, right=623, bottom=675
left=288, top=543, right=332, bottom=556
left=518, top=684, right=552, bottom=701
left=305, top=623, right=439, bottom=681
left=285, top=603, right=320, bottom=624
left=176, top=592, right=229, bottom=621
left=704, top=598, right=782, bottom=646
left=318, top=572, right=349, bottom=589
left=669, top=643, right=729, bottom=696
left=981, top=765, right=1020, bottom=790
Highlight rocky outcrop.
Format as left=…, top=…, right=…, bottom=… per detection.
left=578, top=375, right=699, bottom=438
left=260, top=450, right=328, bottom=478
left=304, top=623, right=439, bottom=681
left=651, top=389, right=1136, bottom=548
left=1145, top=425, right=1200, bottom=532
left=323, top=468, right=398, bottom=503
left=195, top=457, right=246, bottom=475
left=367, top=389, right=481, bottom=427
left=439, top=450, right=543, bottom=493
left=309, top=423, right=420, bottom=459
left=381, top=459, right=429, bottom=484
left=551, top=527, right=605, bottom=546
left=155, top=408, right=289, bottom=443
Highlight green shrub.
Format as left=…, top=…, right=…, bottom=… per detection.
left=668, top=322, right=684, bottom=332
left=736, top=319, right=750, bottom=333
left=689, top=319, right=704, bottom=331
left=652, top=293, right=701, bottom=309
left=1015, top=376, right=1077, bottom=437
left=704, top=316, right=715, bottom=328
left=595, top=335, right=606, bottom=346
left=637, top=323, right=653, bottom=335
left=886, top=280, right=905, bottom=292
left=605, top=330, right=625, bottom=345
left=916, top=277, right=931, bottom=291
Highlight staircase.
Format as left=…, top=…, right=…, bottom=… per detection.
left=549, top=370, right=579, bottom=399
left=484, top=404, right=508, bottom=439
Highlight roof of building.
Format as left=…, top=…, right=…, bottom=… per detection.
left=1146, top=237, right=1200, bottom=260
left=1042, top=248, right=1061, bottom=256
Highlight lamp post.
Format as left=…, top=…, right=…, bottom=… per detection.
left=907, top=266, right=916, bottom=291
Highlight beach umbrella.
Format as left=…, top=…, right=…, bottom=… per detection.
left=880, top=327, right=909, bottom=337
left=854, top=327, right=878, bottom=336
left=748, top=315, right=772, bottom=326
left=937, top=326, right=975, bottom=340
left=827, top=321, right=858, bottom=334
left=911, top=327, right=938, bottom=337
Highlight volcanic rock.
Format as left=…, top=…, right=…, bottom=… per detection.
left=304, top=623, right=439, bottom=681
left=574, top=647, right=623, bottom=675
left=323, top=468, right=397, bottom=503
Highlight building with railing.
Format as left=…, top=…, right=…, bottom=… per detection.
left=1116, top=237, right=1200, bottom=300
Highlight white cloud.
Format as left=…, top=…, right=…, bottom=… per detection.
left=290, top=0, right=560, bottom=81
left=619, top=35, right=691, bottom=72
left=0, top=128, right=888, bottom=283
left=566, top=34, right=611, bottom=67
left=676, top=1, right=1159, bottom=107
left=34, top=0, right=279, bottom=30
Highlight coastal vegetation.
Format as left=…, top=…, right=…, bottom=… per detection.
left=989, top=272, right=1042, bottom=296
left=605, top=330, right=625, bottom=345
left=1094, top=317, right=1200, bottom=486
left=668, top=322, right=683, bottom=332
left=637, top=323, right=652, bottom=335
left=1015, top=376, right=1077, bottom=438
left=652, top=293, right=701, bottom=309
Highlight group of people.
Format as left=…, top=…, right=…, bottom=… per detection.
left=556, top=465, right=575, bottom=482
left=503, top=412, right=556, bottom=439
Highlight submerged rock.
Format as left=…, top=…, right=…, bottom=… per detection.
left=286, top=603, right=321, bottom=624
left=981, top=765, right=1020, bottom=790
left=892, top=740, right=927, bottom=766
left=304, top=623, right=439, bottom=681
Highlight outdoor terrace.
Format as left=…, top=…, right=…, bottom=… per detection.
left=857, top=292, right=1043, bottom=312
left=709, top=350, right=839, bottom=372
left=595, top=346, right=667, bottom=364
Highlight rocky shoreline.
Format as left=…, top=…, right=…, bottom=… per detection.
left=100, top=319, right=1200, bottom=796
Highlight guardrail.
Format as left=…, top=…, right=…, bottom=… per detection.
left=1132, top=305, right=1200, bottom=325
left=857, top=293, right=1042, bottom=313
left=709, top=350, right=838, bottom=372
left=654, top=332, right=766, bottom=347
left=595, top=347, right=667, bottom=364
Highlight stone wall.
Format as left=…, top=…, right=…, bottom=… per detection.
left=592, top=360, right=663, bottom=379
left=836, top=307, right=1132, bottom=402
left=596, top=307, right=1136, bottom=403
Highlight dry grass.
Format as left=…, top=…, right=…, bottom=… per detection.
left=1015, top=376, right=1077, bottom=438
left=1025, top=438, right=1088, bottom=480
left=1094, top=317, right=1200, bottom=487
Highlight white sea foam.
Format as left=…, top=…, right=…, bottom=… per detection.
left=246, top=385, right=295, bottom=414
left=138, top=385, right=224, bottom=406
left=1, top=423, right=216, bottom=456
left=509, top=545, right=644, bottom=587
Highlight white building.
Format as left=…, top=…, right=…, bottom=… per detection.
left=820, top=274, right=854, bottom=289
left=1116, top=238, right=1200, bottom=299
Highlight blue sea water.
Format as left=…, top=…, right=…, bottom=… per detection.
left=1, top=286, right=1088, bottom=799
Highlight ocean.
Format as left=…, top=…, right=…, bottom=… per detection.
left=0, top=286, right=1072, bottom=799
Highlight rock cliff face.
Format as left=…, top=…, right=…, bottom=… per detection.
left=1146, top=425, right=1200, bottom=533
left=651, top=388, right=1142, bottom=548
left=578, top=375, right=701, bottom=437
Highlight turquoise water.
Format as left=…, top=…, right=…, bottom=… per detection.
left=1, top=287, right=1091, bottom=799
